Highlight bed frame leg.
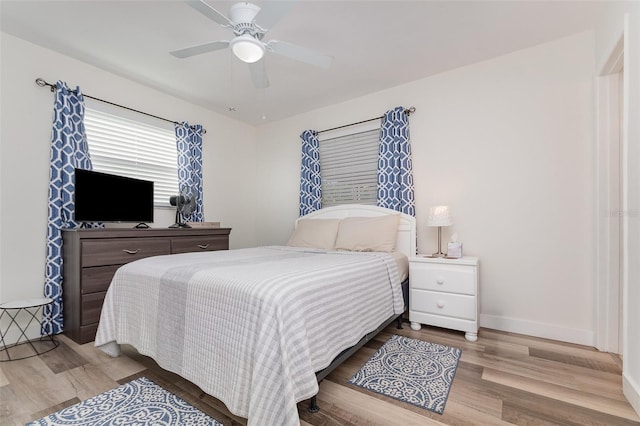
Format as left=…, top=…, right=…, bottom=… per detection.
left=396, top=315, right=403, bottom=329
left=308, top=395, right=319, bottom=413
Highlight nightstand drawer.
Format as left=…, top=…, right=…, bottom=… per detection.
left=410, top=290, right=476, bottom=320
left=410, top=263, right=476, bottom=295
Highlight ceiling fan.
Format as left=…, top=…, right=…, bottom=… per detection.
left=171, top=0, right=333, bottom=89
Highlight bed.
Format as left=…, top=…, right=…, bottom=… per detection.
left=95, top=204, right=416, bottom=426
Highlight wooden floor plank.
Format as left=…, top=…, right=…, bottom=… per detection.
left=457, top=360, right=638, bottom=426
left=463, top=348, right=628, bottom=401
left=38, top=339, right=90, bottom=374
left=96, top=350, right=146, bottom=382
left=501, top=393, right=640, bottom=426
left=529, top=347, right=622, bottom=374
left=60, top=363, right=120, bottom=401
left=479, top=329, right=619, bottom=364
left=482, top=367, right=640, bottom=421
left=447, top=362, right=504, bottom=419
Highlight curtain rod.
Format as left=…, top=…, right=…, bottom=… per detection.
left=315, top=106, right=416, bottom=135
left=35, top=78, right=207, bottom=134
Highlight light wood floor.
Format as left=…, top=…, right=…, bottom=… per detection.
left=1, top=323, right=638, bottom=425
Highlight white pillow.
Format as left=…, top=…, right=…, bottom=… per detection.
left=286, top=218, right=340, bottom=249
left=334, top=214, right=400, bottom=252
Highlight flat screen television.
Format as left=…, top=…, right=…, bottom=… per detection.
left=74, top=168, right=154, bottom=224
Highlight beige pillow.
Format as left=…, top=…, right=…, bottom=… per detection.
left=286, top=218, right=340, bottom=249
left=334, top=214, right=400, bottom=252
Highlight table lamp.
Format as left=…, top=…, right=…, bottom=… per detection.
left=427, top=206, right=452, bottom=257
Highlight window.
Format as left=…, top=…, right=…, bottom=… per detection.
left=319, top=128, right=379, bottom=207
left=84, top=105, right=178, bottom=207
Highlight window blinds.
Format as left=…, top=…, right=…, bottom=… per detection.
left=84, top=107, right=179, bottom=207
left=319, top=129, right=379, bottom=207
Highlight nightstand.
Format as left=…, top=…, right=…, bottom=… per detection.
left=409, top=256, right=479, bottom=341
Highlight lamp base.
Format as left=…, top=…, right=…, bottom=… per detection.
left=428, top=226, right=447, bottom=258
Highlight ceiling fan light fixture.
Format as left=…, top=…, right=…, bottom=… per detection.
left=231, top=35, right=264, bottom=63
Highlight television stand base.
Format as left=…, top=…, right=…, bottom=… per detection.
left=134, top=223, right=150, bottom=229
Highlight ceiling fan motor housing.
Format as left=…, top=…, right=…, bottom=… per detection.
left=230, top=2, right=263, bottom=37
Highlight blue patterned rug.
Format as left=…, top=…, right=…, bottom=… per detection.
left=27, top=377, right=222, bottom=425
left=348, top=334, right=461, bottom=414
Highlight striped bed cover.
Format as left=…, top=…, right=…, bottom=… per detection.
left=95, top=246, right=404, bottom=426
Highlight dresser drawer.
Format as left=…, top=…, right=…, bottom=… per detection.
left=81, top=265, right=120, bottom=294
left=410, top=263, right=476, bottom=295
left=79, top=324, right=99, bottom=344
left=81, top=291, right=106, bottom=325
left=410, top=289, right=476, bottom=320
left=171, top=236, right=229, bottom=254
left=82, top=238, right=171, bottom=267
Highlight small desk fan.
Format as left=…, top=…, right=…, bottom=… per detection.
left=169, top=188, right=196, bottom=228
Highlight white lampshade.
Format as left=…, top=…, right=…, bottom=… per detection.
left=427, top=206, right=452, bottom=227
left=230, top=35, right=265, bottom=63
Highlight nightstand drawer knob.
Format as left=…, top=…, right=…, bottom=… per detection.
left=436, top=277, right=445, bottom=285
left=437, top=300, right=445, bottom=309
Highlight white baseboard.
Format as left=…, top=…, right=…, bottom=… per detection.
left=480, top=314, right=594, bottom=346
left=624, top=373, right=640, bottom=417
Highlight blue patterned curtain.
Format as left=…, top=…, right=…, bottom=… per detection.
left=175, top=122, right=204, bottom=222
left=43, top=81, right=97, bottom=335
left=377, top=106, right=415, bottom=216
left=299, top=130, right=322, bottom=216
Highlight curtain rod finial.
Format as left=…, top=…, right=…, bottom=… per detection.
left=36, top=78, right=55, bottom=92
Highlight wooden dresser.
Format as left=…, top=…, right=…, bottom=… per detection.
left=62, top=227, right=231, bottom=344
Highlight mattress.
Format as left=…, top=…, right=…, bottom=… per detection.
left=95, top=245, right=404, bottom=426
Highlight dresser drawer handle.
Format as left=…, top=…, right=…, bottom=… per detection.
left=436, top=276, right=445, bottom=285
left=197, top=244, right=210, bottom=249
left=122, top=249, right=140, bottom=255
left=437, top=300, right=445, bottom=309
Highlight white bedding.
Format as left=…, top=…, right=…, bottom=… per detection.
left=95, top=245, right=404, bottom=426
left=389, top=250, right=409, bottom=282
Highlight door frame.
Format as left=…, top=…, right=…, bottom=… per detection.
left=595, top=35, right=624, bottom=353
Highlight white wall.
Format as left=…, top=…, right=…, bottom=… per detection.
left=596, top=2, right=640, bottom=416
left=257, top=32, right=596, bottom=346
left=0, top=33, right=260, bottom=309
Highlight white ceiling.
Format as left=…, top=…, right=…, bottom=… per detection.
left=1, top=0, right=609, bottom=126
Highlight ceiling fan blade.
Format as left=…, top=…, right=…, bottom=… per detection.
left=267, top=40, right=333, bottom=69
left=248, top=60, right=270, bottom=89
left=170, top=40, right=230, bottom=58
left=186, top=0, right=232, bottom=27
left=253, top=1, right=297, bottom=32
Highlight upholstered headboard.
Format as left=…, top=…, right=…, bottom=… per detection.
left=297, top=204, right=416, bottom=257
